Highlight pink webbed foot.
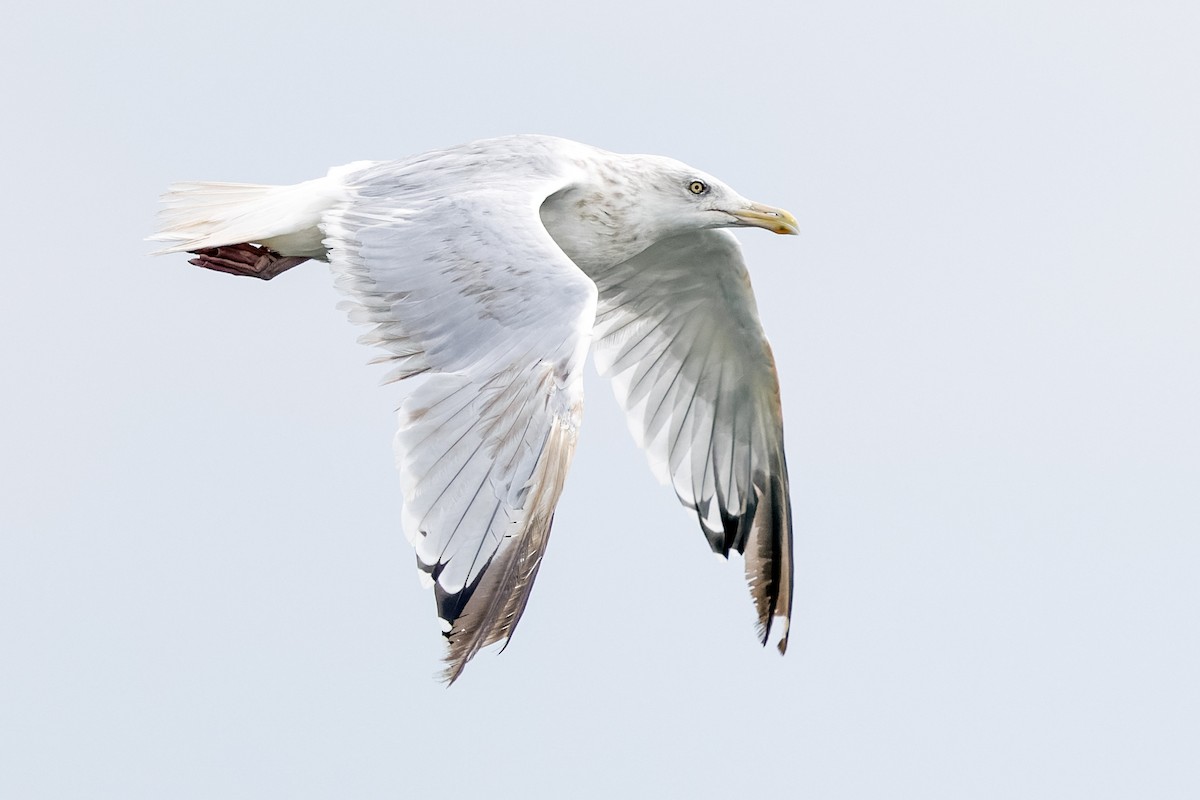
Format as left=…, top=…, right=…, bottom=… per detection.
left=187, top=243, right=309, bottom=281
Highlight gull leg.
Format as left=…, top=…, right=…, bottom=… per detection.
left=187, top=243, right=309, bottom=281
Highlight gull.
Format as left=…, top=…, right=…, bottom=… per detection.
left=152, top=135, right=799, bottom=682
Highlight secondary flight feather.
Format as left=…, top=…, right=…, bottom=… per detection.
left=151, top=135, right=798, bottom=682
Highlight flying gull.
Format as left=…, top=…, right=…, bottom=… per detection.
left=152, top=135, right=799, bottom=682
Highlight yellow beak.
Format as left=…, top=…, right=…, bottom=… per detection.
left=730, top=202, right=799, bottom=235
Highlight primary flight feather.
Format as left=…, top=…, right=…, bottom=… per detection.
left=152, top=134, right=799, bottom=682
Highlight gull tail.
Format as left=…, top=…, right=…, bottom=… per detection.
left=149, top=173, right=350, bottom=260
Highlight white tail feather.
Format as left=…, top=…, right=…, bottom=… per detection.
left=149, top=174, right=346, bottom=259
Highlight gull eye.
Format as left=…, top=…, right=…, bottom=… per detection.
left=688, top=180, right=709, bottom=195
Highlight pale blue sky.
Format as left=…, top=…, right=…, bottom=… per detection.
left=2, top=2, right=1198, bottom=797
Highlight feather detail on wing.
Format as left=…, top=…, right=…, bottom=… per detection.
left=322, top=160, right=597, bottom=680
left=589, top=229, right=793, bottom=652
left=399, top=367, right=581, bottom=683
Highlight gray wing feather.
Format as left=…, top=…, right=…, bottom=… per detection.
left=590, top=229, right=793, bottom=651
left=324, top=161, right=597, bottom=680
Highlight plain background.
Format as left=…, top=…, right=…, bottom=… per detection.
left=2, top=2, right=1197, bottom=797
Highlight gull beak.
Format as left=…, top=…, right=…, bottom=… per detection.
left=730, top=202, right=799, bottom=235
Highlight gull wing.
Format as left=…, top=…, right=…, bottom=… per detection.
left=324, top=163, right=597, bottom=682
left=590, top=229, right=793, bottom=652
